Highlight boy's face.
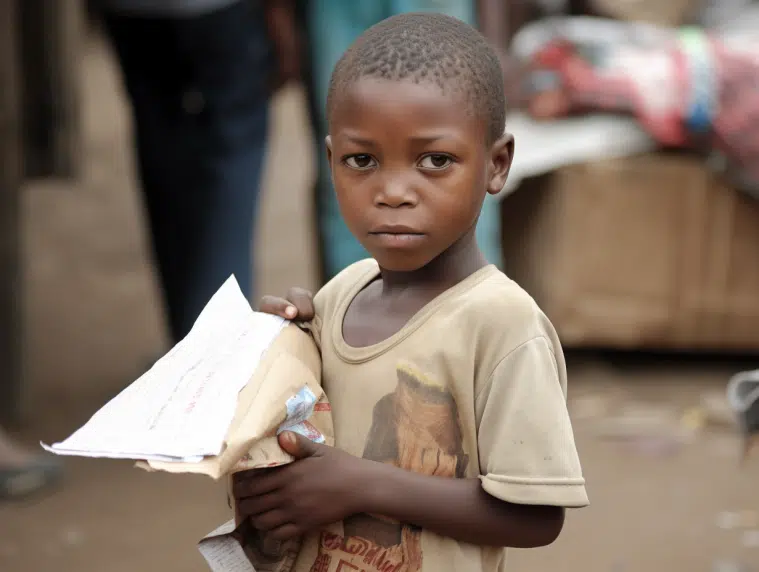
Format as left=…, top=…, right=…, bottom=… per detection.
left=327, top=78, right=513, bottom=272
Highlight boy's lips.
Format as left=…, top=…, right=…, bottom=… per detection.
left=369, top=224, right=423, bottom=234
left=369, top=225, right=426, bottom=248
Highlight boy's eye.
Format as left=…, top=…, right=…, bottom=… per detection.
left=344, top=154, right=376, bottom=170
left=418, top=154, right=453, bottom=170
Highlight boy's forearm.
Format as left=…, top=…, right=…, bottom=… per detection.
left=354, top=459, right=565, bottom=548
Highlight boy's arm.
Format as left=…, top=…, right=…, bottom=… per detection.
left=234, top=431, right=564, bottom=549
left=358, top=456, right=564, bottom=547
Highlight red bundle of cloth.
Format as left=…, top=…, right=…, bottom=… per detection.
left=516, top=19, right=759, bottom=194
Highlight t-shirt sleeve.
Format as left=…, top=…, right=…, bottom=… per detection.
left=476, top=336, right=588, bottom=508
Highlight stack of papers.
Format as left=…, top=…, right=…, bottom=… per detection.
left=42, top=276, right=286, bottom=463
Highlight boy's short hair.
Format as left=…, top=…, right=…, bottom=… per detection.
left=327, top=12, right=506, bottom=144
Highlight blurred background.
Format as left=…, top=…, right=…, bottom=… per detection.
left=1, top=1, right=758, bottom=571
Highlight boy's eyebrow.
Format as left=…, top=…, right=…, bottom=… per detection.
left=340, top=133, right=462, bottom=146
left=340, top=134, right=377, bottom=147
left=408, top=134, right=458, bottom=144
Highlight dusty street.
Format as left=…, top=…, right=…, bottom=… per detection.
left=1, top=35, right=758, bottom=572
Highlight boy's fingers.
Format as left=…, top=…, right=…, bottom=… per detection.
left=258, top=287, right=314, bottom=321
left=231, top=469, right=257, bottom=499
left=285, top=287, right=315, bottom=320
left=258, top=295, right=298, bottom=319
left=232, top=467, right=284, bottom=500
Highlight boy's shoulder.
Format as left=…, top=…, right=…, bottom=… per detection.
left=444, top=266, right=558, bottom=355
left=458, top=266, right=539, bottom=317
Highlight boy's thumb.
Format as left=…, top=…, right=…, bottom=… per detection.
left=278, top=431, right=318, bottom=459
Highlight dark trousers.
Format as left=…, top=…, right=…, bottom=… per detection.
left=103, top=0, right=271, bottom=343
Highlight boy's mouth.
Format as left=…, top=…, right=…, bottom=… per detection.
left=369, top=225, right=425, bottom=247
left=369, top=224, right=423, bottom=235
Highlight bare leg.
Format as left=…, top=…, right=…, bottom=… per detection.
left=0, top=429, right=37, bottom=465
left=0, top=427, right=62, bottom=500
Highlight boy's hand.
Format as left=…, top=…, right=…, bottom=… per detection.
left=258, top=287, right=315, bottom=322
left=233, top=432, right=367, bottom=540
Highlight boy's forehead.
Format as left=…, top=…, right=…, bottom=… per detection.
left=329, top=77, right=484, bottom=135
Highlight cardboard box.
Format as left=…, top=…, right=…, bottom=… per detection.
left=501, top=154, right=759, bottom=352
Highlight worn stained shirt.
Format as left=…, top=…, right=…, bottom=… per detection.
left=291, top=259, right=588, bottom=572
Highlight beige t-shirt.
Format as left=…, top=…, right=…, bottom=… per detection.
left=292, top=259, right=588, bottom=572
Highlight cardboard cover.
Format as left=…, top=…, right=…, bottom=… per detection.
left=139, top=323, right=332, bottom=572
left=501, top=154, right=759, bottom=351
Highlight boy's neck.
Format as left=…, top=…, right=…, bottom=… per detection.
left=378, top=230, right=489, bottom=293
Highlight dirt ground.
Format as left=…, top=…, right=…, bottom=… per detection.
left=1, top=35, right=758, bottom=572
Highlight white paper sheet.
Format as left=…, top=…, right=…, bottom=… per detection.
left=42, top=276, right=286, bottom=462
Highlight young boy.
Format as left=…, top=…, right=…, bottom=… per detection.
left=233, top=12, right=588, bottom=572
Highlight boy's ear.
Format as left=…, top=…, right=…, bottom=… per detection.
left=325, top=135, right=333, bottom=165
left=487, top=133, right=514, bottom=196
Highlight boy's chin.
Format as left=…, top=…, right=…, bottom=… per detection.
left=371, top=251, right=436, bottom=273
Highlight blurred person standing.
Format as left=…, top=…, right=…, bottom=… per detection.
left=96, top=0, right=299, bottom=345
left=3, top=0, right=300, bottom=498
left=299, top=1, right=518, bottom=282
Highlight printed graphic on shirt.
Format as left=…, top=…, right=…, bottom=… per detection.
left=310, top=363, right=468, bottom=572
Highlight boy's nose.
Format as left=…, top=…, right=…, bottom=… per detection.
left=375, top=175, right=417, bottom=208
